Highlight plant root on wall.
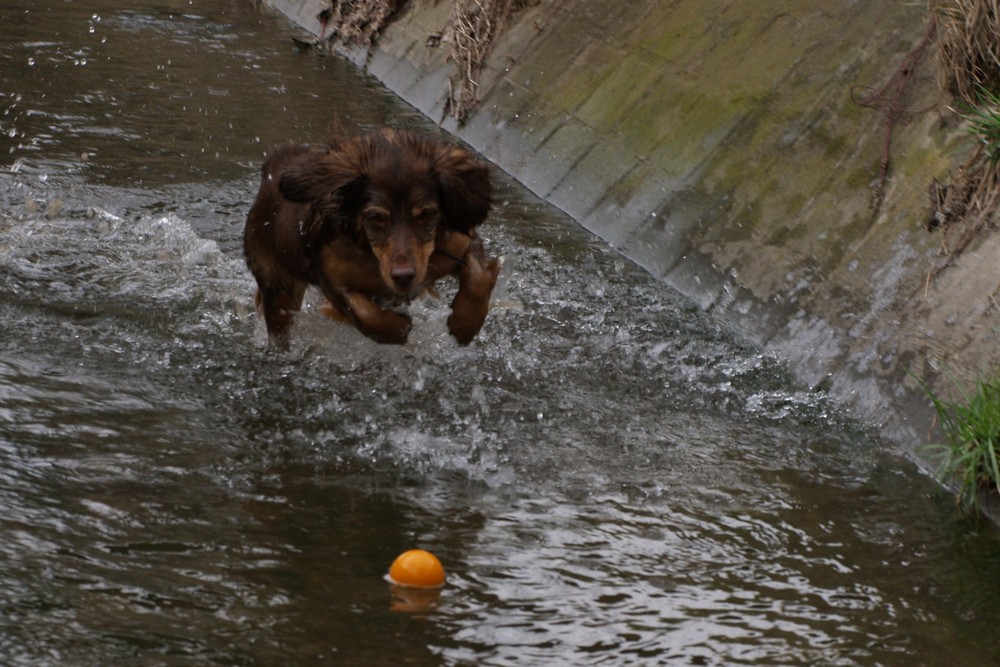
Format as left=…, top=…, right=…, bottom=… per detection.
left=439, top=0, right=529, bottom=123
left=319, top=0, right=400, bottom=46
left=315, top=0, right=529, bottom=122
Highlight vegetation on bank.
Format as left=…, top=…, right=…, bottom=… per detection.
left=927, top=0, right=1000, bottom=253
left=315, top=0, right=529, bottom=121
left=921, top=0, right=1000, bottom=516
left=922, top=373, right=1000, bottom=515
left=938, top=0, right=1000, bottom=104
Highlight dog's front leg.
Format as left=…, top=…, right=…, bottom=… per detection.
left=447, top=238, right=500, bottom=344
left=337, top=290, right=412, bottom=344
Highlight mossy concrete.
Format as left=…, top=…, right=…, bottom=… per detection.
left=263, top=0, right=1000, bottom=460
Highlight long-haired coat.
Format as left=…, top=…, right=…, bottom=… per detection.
left=244, top=129, right=501, bottom=346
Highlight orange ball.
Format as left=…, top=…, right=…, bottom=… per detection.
left=387, top=549, right=446, bottom=588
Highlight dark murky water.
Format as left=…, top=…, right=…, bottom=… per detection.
left=2, top=2, right=1000, bottom=665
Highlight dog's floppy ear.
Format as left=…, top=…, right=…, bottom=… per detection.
left=277, top=146, right=368, bottom=240
left=278, top=150, right=364, bottom=206
left=278, top=159, right=324, bottom=203
left=434, top=147, right=492, bottom=234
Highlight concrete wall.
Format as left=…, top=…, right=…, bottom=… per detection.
left=263, top=0, right=1000, bottom=456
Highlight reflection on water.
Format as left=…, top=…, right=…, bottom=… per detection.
left=3, top=1, right=1000, bottom=665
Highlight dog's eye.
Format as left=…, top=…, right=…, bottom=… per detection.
left=363, top=209, right=390, bottom=227
left=413, top=207, right=439, bottom=226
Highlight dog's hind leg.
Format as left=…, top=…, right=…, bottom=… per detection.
left=256, top=281, right=306, bottom=348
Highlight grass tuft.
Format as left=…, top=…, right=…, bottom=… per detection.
left=920, top=372, right=1000, bottom=515
left=960, top=85, right=1000, bottom=165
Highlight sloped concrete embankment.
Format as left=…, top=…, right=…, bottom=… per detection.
left=264, top=0, right=1000, bottom=457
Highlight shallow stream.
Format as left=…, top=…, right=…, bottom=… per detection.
left=2, top=2, right=1000, bottom=665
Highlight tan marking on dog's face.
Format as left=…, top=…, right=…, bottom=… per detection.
left=410, top=204, right=440, bottom=242
left=361, top=197, right=441, bottom=295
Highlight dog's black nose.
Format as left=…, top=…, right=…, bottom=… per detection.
left=391, top=267, right=416, bottom=289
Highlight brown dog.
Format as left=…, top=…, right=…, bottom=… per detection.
left=243, top=129, right=501, bottom=346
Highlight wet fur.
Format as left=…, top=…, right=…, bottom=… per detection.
left=243, top=129, right=500, bottom=346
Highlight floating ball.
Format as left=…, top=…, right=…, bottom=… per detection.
left=387, top=549, right=446, bottom=588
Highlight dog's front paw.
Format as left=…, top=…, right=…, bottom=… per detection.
left=343, top=291, right=412, bottom=344
left=462, top=239, right=501, bottom=296
left=373, top=313, right=412, bottom=344
left=448, top=240, right=500, bottom=344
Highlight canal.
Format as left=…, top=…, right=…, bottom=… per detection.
left=2, top=2, right=1000, bottom=664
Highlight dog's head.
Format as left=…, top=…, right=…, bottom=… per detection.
left=277, top=129, right=491, bottom=294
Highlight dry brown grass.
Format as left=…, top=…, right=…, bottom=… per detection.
left=928, top=145, right=1000, bottom=274
left=928, top=0, right=1000, bottom=270
left=320, top=0, right=399, bottom=47
left=442, top=0, right=528, bottom=122
left=937, top=0, right=1000, bottom=106
left=315, top=0, right=527, bottom=122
